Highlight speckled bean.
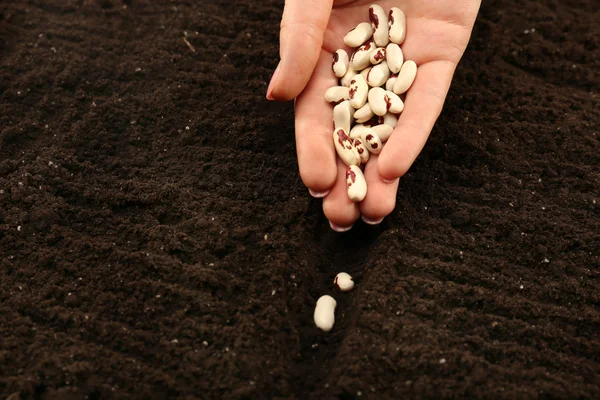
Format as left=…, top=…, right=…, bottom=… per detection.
left=332, top=49, right=349, bottom=78
left=369, top=47, right=386, bottom=65
left=362, top=129, right=383, bottom=155
left=385, top=90, right=404, bottom=113
left=324, top=86, right=350, bottom=103
left=350, top=41, right=376, bottom=71
left=334, top=272, right=355, bottom=292
left=369, top=4, right=389, bottom=47
left=388, top=7, right=406, bottom=45
left=367, top=87, right=388, bottom=116
left=346, top=165, right=367, bottom=202
left=333, top=128, right=361, bottom=166
left=349, top=74, right=368, bottom=109
left=353, top=137, right=370, bottom=164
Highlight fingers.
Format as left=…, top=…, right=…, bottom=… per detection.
left=359, top=155, right=399, bottom=224
left=267, top=0, right=334, bottom=101
left=378, top=61, right=456, bottom=181
left=294, top=50, right=338, bottom=194
left=322, top=159, right=360, bottom=231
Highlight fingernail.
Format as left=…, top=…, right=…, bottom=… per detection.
left=309, top=188, right=330, bottom=198
left=382, top=177, right=398, bottom=184
left=362, top=215, right=384, bottom=225
left=329, top=221, right=354, bottom=232
left=266, top=62, right=281, bottom=100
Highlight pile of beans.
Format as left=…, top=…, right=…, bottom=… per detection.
left=327, top=5, right=417, bottom=202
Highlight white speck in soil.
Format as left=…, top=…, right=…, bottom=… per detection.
left=440, top=358, right=446, bottom=364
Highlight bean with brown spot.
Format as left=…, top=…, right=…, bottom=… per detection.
left=353, top=137, right=370, bottom=164
left=362, top=130, right=383, bottom=155
left=367, top=87, right=388, bottom=116
left=350, top=41, right=375, bottom=71
left=388, top=7, right=406, bottom=45
left=333, top=128, right=361, bottom=166
left=348, top=74, right=368, bottom=109
left=385, top=90, right=404, bottom=113
left=346, top=165, right=367, bottom=202
left=324, top=86, right=350, bottom=103
left=369, top=4, right=389, bottom=47
left=332, top=49, right=349, bottom=78
left=369, top=47, right=386, bottom=65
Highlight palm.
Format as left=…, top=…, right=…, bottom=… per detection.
left=290, top=0, right=481, bottom=230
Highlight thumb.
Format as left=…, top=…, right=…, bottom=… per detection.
left=267, top=0, right=333, bottom=101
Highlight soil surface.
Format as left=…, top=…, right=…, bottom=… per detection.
left=1, top=0, right=599, bottom=399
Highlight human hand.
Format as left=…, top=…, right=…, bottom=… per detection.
left=267, top=0, right=481, bottom=231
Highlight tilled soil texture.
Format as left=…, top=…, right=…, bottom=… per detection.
left=1, top=0, right=599, bottom=399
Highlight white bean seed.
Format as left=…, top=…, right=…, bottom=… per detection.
left=388, top=7, right=406, bottom=45
left=314, top=295, right=337, bottom=332
left=334, top=272, right=355, bottom=292
left=385, top=74, right=398, bottom=91
left=367, top=87, right=388, bottom=116
left=332, top=49, right=349, bottom=78
left=353, top=138, right=370, bottom=164
left=333, top=100, right=354, bottom=133
left=343, top=22, right=373, bottom=48
left=383, top=112, right=398, bottom=128
left=340, top=66, right=357, bottom=87
left=350, top=41, right=376, bottom=71
left=346, top=165, right=367, bottom=202
left=350, top=124, right=371, bottom=139
left=361, top=129, right=383, bottom=155
left=333, top=128, right=361, bottom=166
left=366, top=60, right=390, bottom=88
left=324, top=86, right=350, bottom=103
left=349, top=74, right=368, bottom=109
left=371, top=124, right=393, bottom=142
left=385, top=90, right=404, bottom=113
left=369, top=4, right=390, bottom=47
left=353, top=103, right=374, bottom=123
left=359, top=66, right=372, bottom=80
left=393, top=60, right=417, bottom=94
left=369, top=47, right=386, bottom=65
left=385, top=43, right=403, bottom=73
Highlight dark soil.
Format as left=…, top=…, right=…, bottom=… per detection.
left=1, top=0, right=599, bottom=399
